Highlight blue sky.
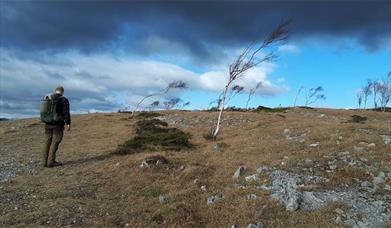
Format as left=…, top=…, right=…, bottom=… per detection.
left=1, top=1, right=390, bottom=118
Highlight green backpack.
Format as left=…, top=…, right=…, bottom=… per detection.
left=40, top=94, right=64, bottom=124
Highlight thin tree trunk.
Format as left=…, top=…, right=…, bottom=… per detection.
left=212, top=84, right=229, bottom=138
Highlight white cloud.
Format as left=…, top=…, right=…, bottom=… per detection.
left=0, top=49, right=287, bottom=117
left=278, top=44, right=300, bottom=54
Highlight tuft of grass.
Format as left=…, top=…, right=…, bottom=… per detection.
left=347, top=115, right=367, bottom=124
left=116, top=119, right=191, bottom=154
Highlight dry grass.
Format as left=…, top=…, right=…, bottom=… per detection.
left=0, top=108, right=390, bottom=227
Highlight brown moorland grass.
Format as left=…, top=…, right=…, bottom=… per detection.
left=0, top=108, right=390, bottom=227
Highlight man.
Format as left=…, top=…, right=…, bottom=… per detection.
left=42, top=86, right=71, bottom=168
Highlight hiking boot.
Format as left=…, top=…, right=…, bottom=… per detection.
left=47, top=161, right=63, bottom=168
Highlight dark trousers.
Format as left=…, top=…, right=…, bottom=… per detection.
left=42, top=126, right=64, bottom=166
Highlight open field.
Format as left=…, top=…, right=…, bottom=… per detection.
left=0, top=108, right=390, bottom=227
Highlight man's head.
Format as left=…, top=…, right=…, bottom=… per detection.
left=55, top=86, right=64, bottom=95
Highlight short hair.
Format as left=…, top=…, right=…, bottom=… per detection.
left=55, top=86, right=64, bottom=94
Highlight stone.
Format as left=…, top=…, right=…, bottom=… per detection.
left=380, top=135, right=391, bottom=145
left=329, top=164, right=337, bottom=170
left=247, top=222, right=263, bottom=228
left=309, top=142, right=320, bottom=147
left=358, top=142, right=369, bottom=147
left=361, top=181, right=370, bottom=188
left=368, top=143, right=376, bottom=148
left=304, top=159, right=314, bottom=168
left=258, top=184, right=271, bottom=191
left=231, top=225, right=237, bottom=228
left=353, top=146, right=364, bottom=153
left=283, top=129, right=291, bottom=135
left=207, top=192, right=224, bottom=205
left=140, top=160, right=149, bottom=168
left=335, top=216, right=342, bottom=224
left=335, top=208, right=344, bottom=215
left=201, top=185, right=207, bottom=191
left=159, top=195, right=168, bottom=204
left=245, top=173, right=260, bottom=182
left=233, top=165, right=246, bottom=178
left=256, top=165, right=269, bottom=174
left=246, top=193, right=257, bottom=200
left=384, top=184, right=391, bottom=191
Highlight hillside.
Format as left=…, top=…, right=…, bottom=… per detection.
left=0, top=108, right=390, bottom=227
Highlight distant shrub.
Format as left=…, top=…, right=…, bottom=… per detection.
left=116, top=119, right=191, bottom=154
left=253, top=106, right=290, bottom=113
left=136, top=112, right=163, bottom=119
left=347, top=115, right=367, bottom=124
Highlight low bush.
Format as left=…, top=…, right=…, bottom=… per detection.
left=116, top=119, right=191, bottom=154
left=253, top=106, right=290, bottom=113
left=347, top=115, right=367, bottom=124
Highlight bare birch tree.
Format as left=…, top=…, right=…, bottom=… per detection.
left=304, top=86, right=326, bottom=106
left=246, top=81, right=262, bottom=109
left=149, top=101, right=160, bottom=111
left=209, top=20, right=290, bottom=139
left=293, top=86, right=304, bottom=107
left=132, top=80, right=187, bottom=116
left=362, top=81, right=372, bottom=109
left=226, top=85, right=245, bottom=104
left=356, top=91, right=363, bottom=109
left=371, top=80, right=380, bottom=109
left=378, top=79, right=390, bottom=111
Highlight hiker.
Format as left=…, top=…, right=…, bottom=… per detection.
left=40, top=86, right=71, bottom=168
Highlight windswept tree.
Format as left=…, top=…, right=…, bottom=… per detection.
left=246, top=81, right=262, bottom=109
left=356, top=90, right=363, bottom=109
left=226, top=85, right=245, bottom=103
left=362, top=81, right=372, bottom=109
left=293, top=86, right=304, bottom=107
left=371, top=80, right=380, bottom=109
left=378, top=78, right=390, bottom=111
left=149, top=101, right=160, bottom=111
left=210, top=20, right=290, bottom=139
left=163, top=97, right=182, bottom=110
left=132, top=80, right=187, bottom=116
left=181, top=101, right=191, bottom=109
left=304, top=86, right=326, bottom=106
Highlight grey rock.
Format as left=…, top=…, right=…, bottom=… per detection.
left=367, top=143, right=376, bottom=148
left=246, top=193, right=257, bottom=200
left=245, top=173, right=260, bottom=182
left=353, top=146, right=364, bottom=153
left=201, top=185, right=207, bottom=191
left=335, top=208, right=344, bottom=215
left=256, top=165, right=269, bottom=174
left=231, top=225, right=237, bottom=228
left=335, top=216, right=342, bottom=224
left=247, top=222, right=263, bottom=228
left=309, top=142, right=320, bottom=147
left=233, top=165, right=246, bottom=178
left=159, top=195, right=168, bottom=204
left=269, top=169, right=391, bottom=227
left=140, top=160, right=149, bottom=168
left=304, top=159, right=314, bottom=168
left=207, top=192, right=224, bottom=205
left=257, top=184, right=271, bottom=191
left=380, top=135, right=391, bottom=145
left=361, top=181, right=370, bottom=188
